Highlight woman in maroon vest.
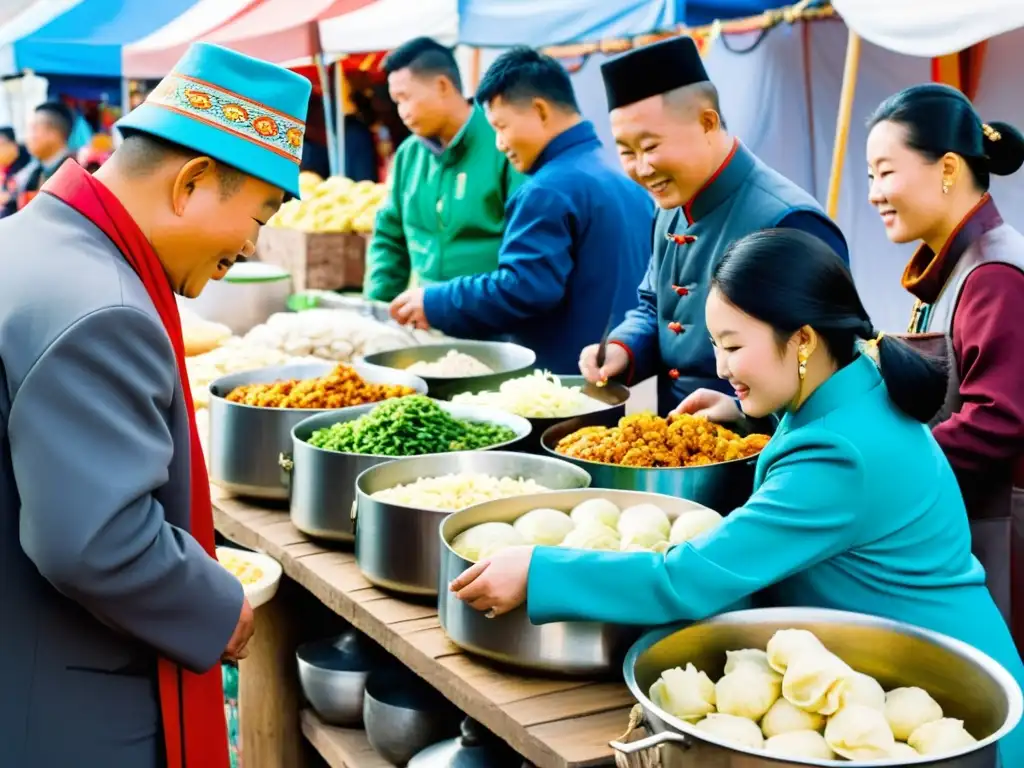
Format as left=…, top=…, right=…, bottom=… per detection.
left=866, top=83, right=1024, bottom=651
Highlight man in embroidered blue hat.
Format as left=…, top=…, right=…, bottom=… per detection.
left=0, top=43, right=309, bottom=768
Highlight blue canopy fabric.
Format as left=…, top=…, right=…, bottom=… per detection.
left=14, top=0, right=203, bottom=77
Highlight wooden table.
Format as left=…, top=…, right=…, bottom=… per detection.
left=213, top=489, right=635, bottom=768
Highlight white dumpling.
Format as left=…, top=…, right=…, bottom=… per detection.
left=824, top=704, right=896, bottom=761
left=695, top=713, right=764, bottom=750
left=618, top=503, right=670, bottom=539
left=450, top=522, right=525, bottom=562
left=764, top=730, right=836, bottom=760
left=569, top=498, right=620, bottom=528
left=889, top=741, right=921, bottom=759
left=761, top=697, right=825, bottom=738
left=669, top=507, right=723, bottom=545
left=560, top=520, right=621, bottom=551
left=513, top=508, right=574, bottom=546
left=907, top=718, right=977, bottom=755
left=766, top=628, right=826, bottom=674
left=649, top=663, right=716, bottom=722
left=724, top=648, right=777, bottom=677
left=885, top=687, right=944, bottom=741
left=620, top=526, right=669, bottom=552
left=841, top=672, right=887, bottom=711
left=781, top=650, right=852, bottom=715
left=716, top=667, right=780, bottom=721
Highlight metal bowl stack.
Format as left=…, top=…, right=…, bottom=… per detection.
left=286, top=402, right=533, bottom=542
left=437, top=488, right=721, bottom=676
left=540, top=416, right=771, bottom=514
left=355, top=451, right=591, bottom=597
left=207, top=361, right=427, bottom=500
left=361, top=340, right=536, bottom=401
left=613, top=607, right=1023, bottom=768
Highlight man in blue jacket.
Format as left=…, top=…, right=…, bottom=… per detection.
left=392, top=47, right=653, bottom=373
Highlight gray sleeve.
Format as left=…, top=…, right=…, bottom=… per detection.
left=10, top=306, right=244, bottom=674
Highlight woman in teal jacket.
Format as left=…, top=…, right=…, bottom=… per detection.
left=451, top=228, right=1024, bottom=764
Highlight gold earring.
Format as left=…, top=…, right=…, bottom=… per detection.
left=942, top=179, right=951, bottom=195
left=798, top=346, right=809, bottom=380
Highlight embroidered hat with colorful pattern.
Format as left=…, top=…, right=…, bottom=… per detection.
left=116, top=42, right=312, bottom=197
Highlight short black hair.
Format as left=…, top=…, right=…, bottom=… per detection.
left=117, top=131, right=246, bottom=198
left=34, top=101, right=74, bottom=141
left=476, top=46, right=579, bottom=113
left=0, top=126, right=16, bottom=144
left=383, top=37, right=462, bottom=91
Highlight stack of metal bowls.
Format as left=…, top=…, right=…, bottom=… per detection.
left=206, top=361, right=426, bottom=500
left=355, top=451, right=591, bottom=597
left=361, top=340, right=536, bottom=401
left=540, top=416, right=773, bottom=513
left=285, top=402, right=532, bottom=542
left=437, top=488, right=720, bottom=677
left=295, top=629, right=383, bottom=727
left=613, top=607, right=1023, bottom=768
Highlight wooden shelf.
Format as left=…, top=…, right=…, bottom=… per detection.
left=300, top=709, right=392, bottom=768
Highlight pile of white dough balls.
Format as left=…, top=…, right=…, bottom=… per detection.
left=450, top=497, right=725, bottom=562
left=649, top=628, right=977, bottom=761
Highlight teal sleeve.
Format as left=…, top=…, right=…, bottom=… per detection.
left=526, top=428, right=865, bottom=625
left=363, top=152, right=410, bottom=302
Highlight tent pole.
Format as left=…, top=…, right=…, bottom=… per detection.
left=826, top=28, right=861, bottom=220
left=315, top=53, right=339, bottom=177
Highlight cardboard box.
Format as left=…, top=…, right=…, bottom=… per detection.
left=255, top=228, right=368, bottom=292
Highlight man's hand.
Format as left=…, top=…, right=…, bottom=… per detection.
left=579, top=342, right=629, bottom=384
left=389, top=288, right=430, bottom=330
left=222, top=596, right=255, bottom=662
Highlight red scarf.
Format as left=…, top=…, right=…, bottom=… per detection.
left=43, top=161, right=229, bottom=768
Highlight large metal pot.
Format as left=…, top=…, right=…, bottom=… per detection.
left=207, top=361, right=427, bottom=499
left=613, top=607, right=1023, bottom=768
left=286, top=401, right=531, bottom=542
left=540, top=416, right=773, bottom=514
left=438, top=489, right=719, bottom=676
left=361, top=340, right=536, bottom=400
left=355, top=450, right=591, bottom=597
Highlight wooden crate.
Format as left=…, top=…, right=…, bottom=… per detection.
left=256, top=228, right=368, bottom=292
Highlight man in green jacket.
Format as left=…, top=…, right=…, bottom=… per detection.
left=364, top=38, right=522, bottom=305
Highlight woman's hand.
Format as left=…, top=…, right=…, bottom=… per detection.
left=449, top=546, right=534, bottom=618
left=671, top=388, right=743, bottom=422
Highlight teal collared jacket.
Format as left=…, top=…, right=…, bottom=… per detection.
left=528, top=354, right=1024, bottom=765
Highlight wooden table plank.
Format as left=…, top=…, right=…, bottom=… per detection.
left=214, top=494, right=626, bottom=768
left=300, top=710, right=391, bottom=768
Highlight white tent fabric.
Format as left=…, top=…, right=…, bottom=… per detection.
left=127, top=0, right=255, bottom=52
left=0, top=0, right=83, bottom=76
left=319, top=0, right=458, bottom=57
left=833, top=0, right=1024, bottom=56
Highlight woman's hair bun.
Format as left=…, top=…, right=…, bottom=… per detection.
left=984, top=120, right=1024, bottom=176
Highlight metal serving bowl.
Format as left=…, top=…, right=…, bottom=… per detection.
left=295, top=629, right=383, bottom=727
left=355, top=451, right=591, bottom=597
left=438, top=489, right=719, bottom=676
left=286, top=401, right=532, bottom=543
left=361, top=340, right=536, bottom=400
left=613, top=607, right=1024, bottom=768
left=540, top=415, right=773, bottom=514
left=451, top=374, right=631, bottom=455
left=207, top=361, right=427, bottom=499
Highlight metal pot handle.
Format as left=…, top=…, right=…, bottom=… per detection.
left=278, top=453, right=293, bottom=494
left=610, top=704, right=689, bottom=768
left=610, top=731, right=690, bottom=753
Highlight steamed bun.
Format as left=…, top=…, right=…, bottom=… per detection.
left=715, top=667, right=780, bottom=721
left=841, top=671, right=887, bottom=711
left=907, top=718, right=977, bottom=755
left=824, top=704, right=896, bottom=761
left=723, top=648, right=778, bottom=678
left=560, top=520, right=621, bottom=551
left=695, top=713, right=764, bottom=750
left=885, top=686, right=944, bottom=741
left=569, top=498, right=620, bottom=528
left=620, top=526, right=669, bottom=552
left=766, top=628, right=826, bottom=674
left=450, top=522, right=525, bottom=562
left=782, top=650, right=852, bottom=715
left=889, top=741, right=921, bottom=759
left=513, top=507, right=574, bottom=546
left=764, top=730, right=836, bottom=760
left=650, top=663, right=716, bottom=722
left=618, top=504, right=670, bottom=539
left=669, top=507, right=723, bottom=545
left=760, top=697, right=825, bottom=738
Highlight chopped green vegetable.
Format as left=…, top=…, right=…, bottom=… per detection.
left=307, top=395, right=517, bottom=456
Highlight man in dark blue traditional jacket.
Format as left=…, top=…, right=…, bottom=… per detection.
left=408, top=47, right=653, bottom=374
left=579, top=36, right=849, bottom=413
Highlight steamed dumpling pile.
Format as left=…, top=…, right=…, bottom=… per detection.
left=647, top=628, right=977, bottom=761
left=450, top=497, right=727, bottom=562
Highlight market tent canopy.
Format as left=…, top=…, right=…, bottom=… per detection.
left=677, top=0, right=791, bottom=25
left=832, top=0, right=1024, bottom=56
left=319, top=0, right=457, bottom=55
left=0, top=0, right=83, bottom=75
left=13, top=0, right=204, bottom=76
